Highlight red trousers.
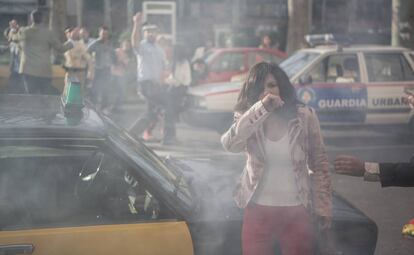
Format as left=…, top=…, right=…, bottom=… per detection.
left=242, top=203, right=314, bottom=255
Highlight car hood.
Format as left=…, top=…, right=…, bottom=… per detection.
left=168, top=156, right=374, bottom=224
left=188, top=82, right=242, bottom=97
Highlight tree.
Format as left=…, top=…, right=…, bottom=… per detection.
left=49, top=0, right=67, bottom=42
left=287, top=0, right=312, bottom=54
left=391, top=0, right=400, bottom=46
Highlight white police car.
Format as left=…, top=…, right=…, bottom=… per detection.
left=183, top=43, right=414, bottom=132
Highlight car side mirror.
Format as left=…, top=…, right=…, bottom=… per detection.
left=299, top=75, right=312, bottom=85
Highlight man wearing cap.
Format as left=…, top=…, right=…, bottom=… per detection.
left=129, top=12, right=169, bottom=143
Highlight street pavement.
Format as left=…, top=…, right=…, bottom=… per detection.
left=112, top=102, right=414, bottom=255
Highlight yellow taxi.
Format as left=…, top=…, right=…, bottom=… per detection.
left=0, top=94, right=378, bottom=255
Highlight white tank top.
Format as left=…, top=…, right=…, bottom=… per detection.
left=252, top=132, right=301, bottom=206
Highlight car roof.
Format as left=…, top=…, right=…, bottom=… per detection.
left=300, top=44, right=411, bottom=54
left=0, top=95, right=106, bottom=140
left=210, top=47, right=287, bottom=56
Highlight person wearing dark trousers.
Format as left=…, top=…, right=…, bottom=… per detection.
left=129, top=12, right=167, bottom=142
left=110, top=39, right=132, bottom=112
left=87, top=26, right=114, bottom=111
left=3, top=19, right=24, bottom=94
left=163, top=44, right=192, bottom=144
left=335, top=155, right=414, bottom=187
left=10, top=9, right=72, bottom=95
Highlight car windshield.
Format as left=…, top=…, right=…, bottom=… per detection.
left=102, top=115, right=195, bottom=212
left=203, top=50, right=217, bottom=63
left=280, top=51, right=320, bottom=78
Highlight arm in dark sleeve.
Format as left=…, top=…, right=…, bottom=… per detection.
left=379, top=162, right=414, bottom=187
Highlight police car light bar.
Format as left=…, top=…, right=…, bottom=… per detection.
left=305, top=34, right=335, bottom=47
left=304, top=34, right=352, bottom=48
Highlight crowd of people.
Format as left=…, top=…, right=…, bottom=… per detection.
left=3, top=9, right=198, bottom=145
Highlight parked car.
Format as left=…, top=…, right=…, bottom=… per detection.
left=192, top=47, right=287, bottom=85
left=0, top=44, right=65, bottom=93
left=0, top=95, right=377, bottom=255
left=184, top=45, right=414, bottom=132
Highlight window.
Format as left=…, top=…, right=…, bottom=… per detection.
left=248, top=52, right=282, bottom=67
left=365, top=53, right=414, bottom=82
left=303, top=54, right=360, bottom=83
left=210, top=52, right=245, bottom=72
left=280, top=51, right=320, bottom=78
left=0, top=145, right=163, bottom=230
left=401, top=55, right=414, bottom=80
left=327, top=54, right=360, bottom=83
left=307, top=58, right=328, bottom=83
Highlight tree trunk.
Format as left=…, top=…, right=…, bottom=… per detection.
left=49, top=0, right=67, bottom=42
left=287, top=0, right=311, bottom=54
left=391, top=0, right=400, bottom=46
left=76, top=0, right=83, bottom=27
left=127, top=0, right=134, bottom=28
left=104, top=0, right=112, bottom=31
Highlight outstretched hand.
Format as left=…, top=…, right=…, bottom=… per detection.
left=133, top=12, right=142, bottom=24
left=334, top=155, right=365, bottom=176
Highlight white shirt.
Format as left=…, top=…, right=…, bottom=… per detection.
left=165, top=60, right=192, bottom=86
left=252, top=132, right=301, bottom=206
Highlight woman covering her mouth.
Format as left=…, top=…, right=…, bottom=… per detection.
left=221, top=62, right=332, bottom=255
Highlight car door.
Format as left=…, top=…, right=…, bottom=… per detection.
left=296, top=53, right=367, bottom=124
left=363, top=52, right=414, bottom=125
left=0, top=144, right=193, bottom=255
left=207, top=51, right=246, bottom=83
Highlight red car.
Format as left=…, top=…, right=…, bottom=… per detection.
left=193, top=47, right=287, bottom=85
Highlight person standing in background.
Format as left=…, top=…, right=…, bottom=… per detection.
left=80, top=27, right=95, bottom=46
left=88, top=26, right=114, bottom=111
left=191, top=38, right=214, bottom=61
left=11, top=9, right=72, bottom=94
left=63, top=27, right=93, bottom=97
left=259, top=34, right=278, bottom=49
left=110, top=39, right=132, bottom=112
left=164, top=44, right=192, bottom=144
left=129, top=12, right=167, bottom=143
left=3, top=19, right=23, bottom=93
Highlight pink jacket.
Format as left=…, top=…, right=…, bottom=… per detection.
left=221, top=100, right=332, bottom=217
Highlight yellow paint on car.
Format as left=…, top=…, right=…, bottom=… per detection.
left=0, top=221, right=194, bottom=255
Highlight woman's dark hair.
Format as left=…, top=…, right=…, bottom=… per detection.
left=234, top=62, right=299, bottom=119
